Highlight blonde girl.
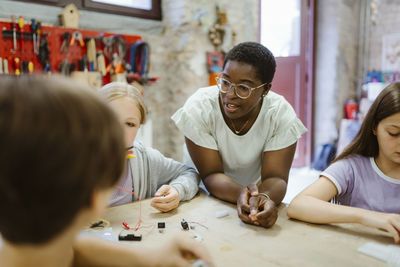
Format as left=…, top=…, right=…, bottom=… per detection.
left=99, top=82, right=200, bottom=212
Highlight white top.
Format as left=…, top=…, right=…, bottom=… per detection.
left=171, top=86, right=307, bottom=186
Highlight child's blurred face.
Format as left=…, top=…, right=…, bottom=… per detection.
left=108, top=96, right=141, bottom=148
left=376, top=112, right=400, bottom=165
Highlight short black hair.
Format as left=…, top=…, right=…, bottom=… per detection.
left=223, top=42, right=276, bottom=84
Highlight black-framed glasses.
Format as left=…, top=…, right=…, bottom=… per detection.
left=216, top=77, right=268, bottom=99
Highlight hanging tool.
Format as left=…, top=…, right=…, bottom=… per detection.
left=38, top=33, right=52, bottom=75
left=97, top=52, right=106, bottom=76
left=11, top=15, right=17, bottom=52
left=22, top=60, right=29, bottom=74
left=70, top=31, right=84, bottom=47
left=14, top=57, right=20, bottom=76
left=128, top=41, right=158, bottom=84
left=58, top=60, right=75, bottom=76
left=86, top=38, right=97, bottom=71
left=31, top=19, right=37, bottom=54
left=28, top=61, right=34, bottom=74
left=18, top=17, right=24, bottom=52
left=3, top=59, right=9, bottom=74
left=43, top=63, right=54, bottom=75
left=78, top=55, right=88, bottom=72
left=58, top=59, right=69, bottom=76
left=36, top=21, right=41, bottom=55
left=60, top=32, right=70, bottom=53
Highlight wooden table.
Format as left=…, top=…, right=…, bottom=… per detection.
left=103, top=191, right=393, bottom=267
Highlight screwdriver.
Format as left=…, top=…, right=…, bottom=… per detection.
left=31, top=19, right=37, bottom=54
left=28, top=61, right=34, bottom=74
left=3, top=59, right=9, bottom=74
left=14, top=57, right=20, bottom=76
left=11, top=15, right=17, bottom=52
left=36, top=21, right=41, bottom=54
left=18, top=16, right=24, bottom=52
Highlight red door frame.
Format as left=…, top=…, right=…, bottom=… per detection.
left=258, top=0, right=315, bottom=167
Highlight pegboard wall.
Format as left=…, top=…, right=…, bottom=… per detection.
left=0, top=19, right=141, bottom=83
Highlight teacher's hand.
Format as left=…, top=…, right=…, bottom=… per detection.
left=237, top=184, right=257, bottom=224
left=248, top=192, right=278, bottom=228
left=237, top=184, right=278, bottom=228
left=151, top=185, right=180, bottom=212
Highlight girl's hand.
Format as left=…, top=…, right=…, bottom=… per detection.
left=151, top=185, right=180, bottom=212
left=360, top=211, right=400, bottom=244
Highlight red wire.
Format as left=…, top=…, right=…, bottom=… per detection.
left=115, top=186, right=142, bottom=231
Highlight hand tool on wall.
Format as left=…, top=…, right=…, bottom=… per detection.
left=38, top=33, right=51, bottom=74
left=78, top=55, right=88, bottom=72
left=28, top=61, right=34, bottom=74
left=83, top=55, right=88, bottom=72
left=86, top=38, right=97, bottom=71
left=36, top=21, right=41, bottom=55
left=31, top=19, right=37, bottom=54
left=96, top=52, right=106, bottom=76
left=70, top=31, right=84, bottom=47
left=60, top=32, right=70, bottom=53
left=22, top=60, right=29, bottom=74
left=59, top=59, right=69, bottom=75
left=43, top=63, right=53, bottom=75
left=11, top=15, right=17, bottom=52
left=14, top=57, right=20, bottom=76
left=3, top=59, right=9, bottom=74
left=18, top=17, right=24, bottom=52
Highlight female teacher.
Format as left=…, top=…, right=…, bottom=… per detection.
left=172, top=42, right=307, bottom=228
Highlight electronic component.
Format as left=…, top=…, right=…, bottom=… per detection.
left=181, top=219, right=189, bottom=230
left=88, top=219, right=110, bottom=230
left=90, top=221, right=104, bottom=229
left=118, top=233, right=142, bottom=241
left=122, top=222, right=130, bottom=230
left=158, top=222, right=165, bottom=233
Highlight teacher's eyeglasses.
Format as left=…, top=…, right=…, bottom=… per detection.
left=216, top=77, right=268, bottom=99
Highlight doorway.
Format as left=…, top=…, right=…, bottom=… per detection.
left=259, top=0, right=315, bottom=167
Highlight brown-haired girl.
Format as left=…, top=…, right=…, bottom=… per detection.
left=288, top=82, right=400, bottom=243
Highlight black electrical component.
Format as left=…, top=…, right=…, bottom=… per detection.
left=118, top=233, right=142, bottom=241
left=158, top=222, right=166, bottom=229
left=181, top=219, right=189, bottom=230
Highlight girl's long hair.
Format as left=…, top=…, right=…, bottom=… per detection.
left=334, top=82, right=400, bottom=162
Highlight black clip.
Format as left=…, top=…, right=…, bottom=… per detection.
left=181, top=219, right=189, bottom=230
left=118, top=233, right=142, bottom=241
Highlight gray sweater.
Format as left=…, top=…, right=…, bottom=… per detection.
left=109, top=141, right=200, bottom=206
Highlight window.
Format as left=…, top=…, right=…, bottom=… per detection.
left=90, top=0, right=152, bottom=10
left=260, top=0, right=300, bottom=57
left=17, top=0, right=161, bottom=20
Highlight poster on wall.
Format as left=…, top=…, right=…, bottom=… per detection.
left=382, top=33, right=400, bottom=71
